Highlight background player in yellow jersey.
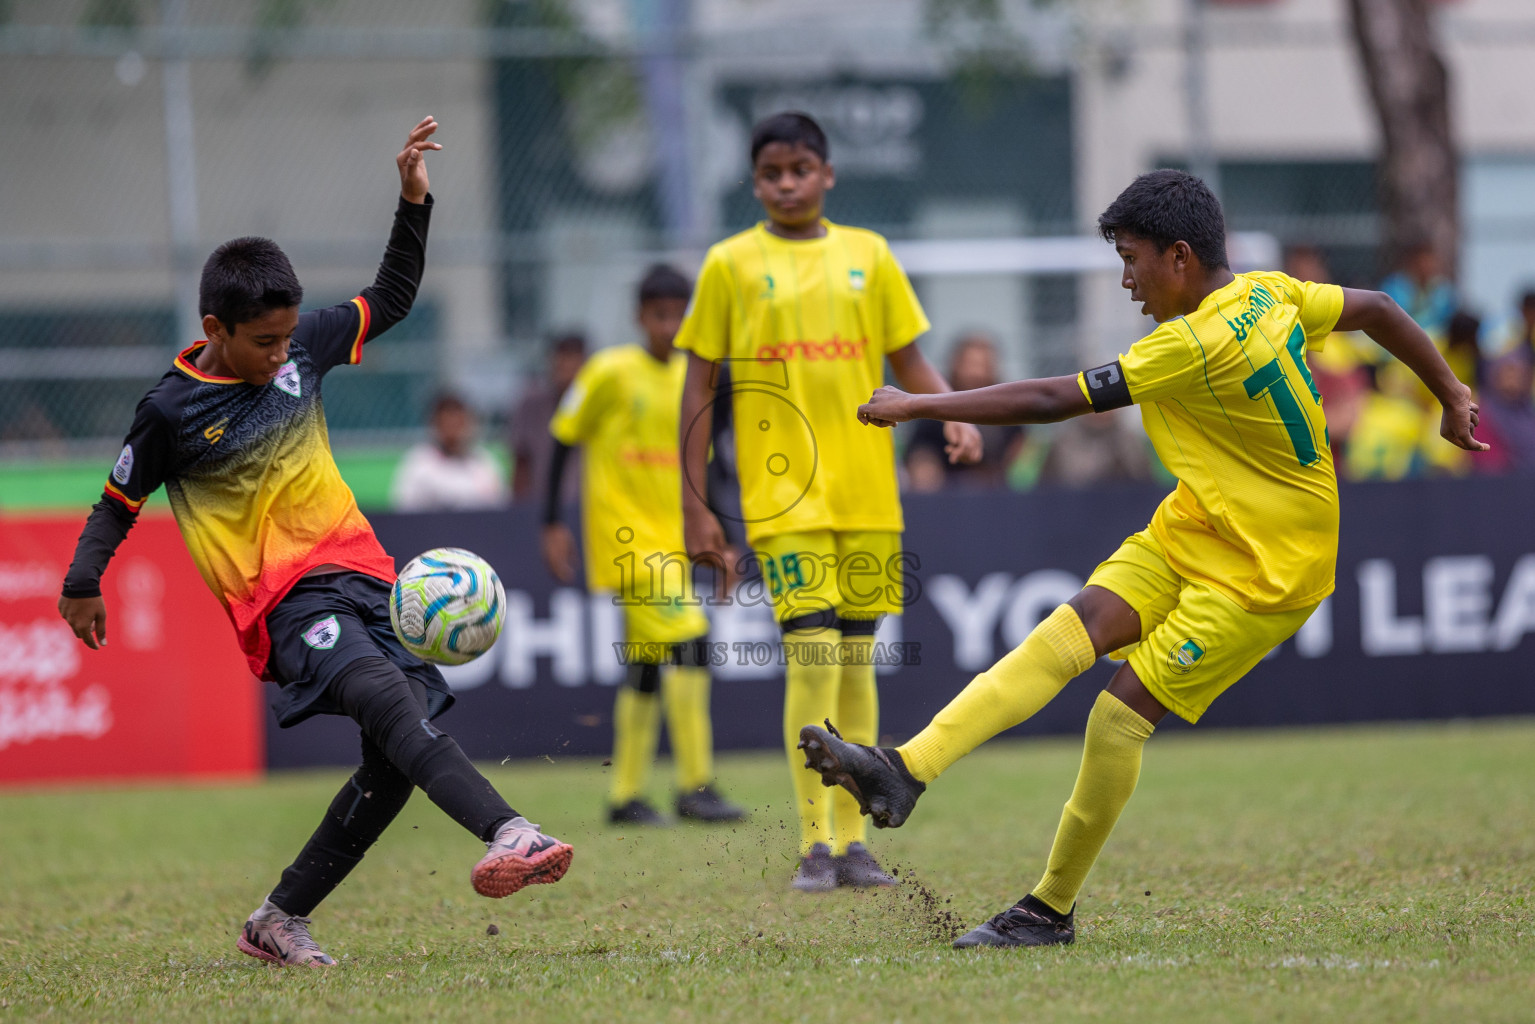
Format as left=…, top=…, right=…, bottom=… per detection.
left=676, top=112, right=983, bottom=891
left=545, top=265, right=746, bottom=826
left=800, top=169, right=1486, bottom=943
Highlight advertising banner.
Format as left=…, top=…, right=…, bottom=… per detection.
left=0, top=514, right=262, bottom=786
left=267, top=477, right=1535, bottom=768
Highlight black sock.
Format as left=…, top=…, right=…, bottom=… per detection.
left=268, top=734, right=413, bottom=916
left=331, top=658, right=518, bottom=842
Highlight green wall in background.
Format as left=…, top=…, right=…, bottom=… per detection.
left=0, top=447, right=510, bottom=514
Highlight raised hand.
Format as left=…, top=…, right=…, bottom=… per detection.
left=397, top=116, right=441, bottom=204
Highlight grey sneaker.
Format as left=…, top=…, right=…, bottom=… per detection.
left=791, top=842, right=838, bottom=893
left=237, top=900, right=336, bottom=968
left=472, top=816, right=574, bottom=898
left=835, top=842, right=897, bottom=887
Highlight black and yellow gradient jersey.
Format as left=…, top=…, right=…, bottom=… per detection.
left=64, top=196, right=432, bottom=677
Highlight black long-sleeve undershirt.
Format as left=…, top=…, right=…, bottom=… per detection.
left=543, top=440, right=573, bottom=526
left=62, top=498, right=137, bottom=598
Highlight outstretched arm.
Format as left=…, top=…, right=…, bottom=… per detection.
left=859, top=375, right=1091, bottom=428
left=1336, top=288, right=1486, bottom=452
left=885, top=343, right=983, bottom=463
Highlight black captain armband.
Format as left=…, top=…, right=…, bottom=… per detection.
left=1082, top=360, right=1132, bottom=412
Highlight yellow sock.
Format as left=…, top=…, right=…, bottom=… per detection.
left=782, top=626, right=842, bottom=854
left=898, top=604, right=1095, bottom=783
left=830, top=633, right=878, bottom=855
left=662, top=666, right=714, bottom=792
left=609, top=684, right=661, bottom=805
left=1032, top=690, right=1155, bottom=915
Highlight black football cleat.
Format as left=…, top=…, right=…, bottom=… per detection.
left=676, top=785, right=748, bottom=822
left=953, top=894, right=1075, bottom=948
left=834, top=842, right=897, bottom=888
left=797, top=720, right=925, bottom=828
left=607, top=799, right=669, bottom=826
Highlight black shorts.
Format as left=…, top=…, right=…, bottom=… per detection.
left=265, top=571, right=454, bottom=728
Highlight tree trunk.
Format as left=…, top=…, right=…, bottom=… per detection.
left=1346, top=0, right=1458, bottom=281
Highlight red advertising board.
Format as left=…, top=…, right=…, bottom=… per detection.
left=0, top=513, right=262, bottom=785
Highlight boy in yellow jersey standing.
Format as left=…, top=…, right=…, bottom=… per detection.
left=676, top=112, right=983, bottom=891
left=545, top=265, right=747, bottom=826
left=800, top=169, right=1486, bottom=942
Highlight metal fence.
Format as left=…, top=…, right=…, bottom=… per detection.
left=3, top=0, right=1533, bottom=463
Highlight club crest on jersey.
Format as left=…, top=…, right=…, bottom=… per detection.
left=274, top=361, right=302, bottom=398
left=302, top=615, right=341, bottom=650
left=111, top=444, right=134, bottom=485
left=1166, top=637, right=1207, bottom=675
left=848, top=268, right=865, bottom=291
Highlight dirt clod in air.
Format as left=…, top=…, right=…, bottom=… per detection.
left=486, top=923, right=500, bottom=936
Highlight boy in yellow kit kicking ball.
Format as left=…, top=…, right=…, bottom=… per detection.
left=676, top=112, right=982, bottom=890
left=544, top=265, right=746, bottom=826
left=801, top=169, right=1485, bottom=942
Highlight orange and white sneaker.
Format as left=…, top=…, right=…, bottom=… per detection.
left=471, top=816, right=574, bottom=898
left=236, top=900, right=336, bottom=968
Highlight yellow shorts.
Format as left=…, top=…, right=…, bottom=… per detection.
left=610, top=564, right=709, bottom=650
left=620, top=599, right=708, bottom=649
left=752, top=530, right=906, bottom=625
left=1086, top=529, right=1319, bottom=724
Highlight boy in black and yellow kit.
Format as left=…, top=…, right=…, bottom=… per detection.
left=800, top=170, right=1485, bottom=945
left=543, top=265, right=746, bottom=826
left=58, top=119, right=572, bottom=967
left=676, top=112, right=982, bottom=890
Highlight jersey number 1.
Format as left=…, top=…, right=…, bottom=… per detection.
left=1242, top=326, right=1322, bottom=467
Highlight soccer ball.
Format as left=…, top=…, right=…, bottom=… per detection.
left=390, top=547, right=506, bottom=665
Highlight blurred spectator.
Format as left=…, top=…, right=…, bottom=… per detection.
left=1475, top=353, right=1535, bottom=475
left=392, top=392, right=509, bottom=511
left=1380, top=241, right=1457, bottom=339
left=1508, top=289, right=1535, bottom=358
left=1037, top=407, right=1151, bottom=488
left=1443, top=309, right=1483, bottom=390
left=1283, top=244, right=1330, bottom=289
left=1343, top=366, right=1427, bottom=481
left=510, top=331, right=586, bottom=504
left=903, top=332, right=1023, bottom=491
left=1490, top=288, right=1535, bottom=362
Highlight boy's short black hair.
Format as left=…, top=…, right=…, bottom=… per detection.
left=199, top=236, right=303, bottom=329
left=1098, top=169, right=1229, bottom=271
left=637, top=263, right=692, bottom=305
left=750, top=111, right=829, bottom=165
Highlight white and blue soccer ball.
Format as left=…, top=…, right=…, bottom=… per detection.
left=390, top=547, right=505, bottom=665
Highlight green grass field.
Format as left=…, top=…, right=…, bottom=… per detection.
left=3, top=720, right=1533, bottom=1022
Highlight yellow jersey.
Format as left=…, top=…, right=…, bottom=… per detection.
left=674, top=220, right=930, bottom=543
left=550, top=344, right=690, bottom=595
left=1078, top=271, right=1346, bottom=612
